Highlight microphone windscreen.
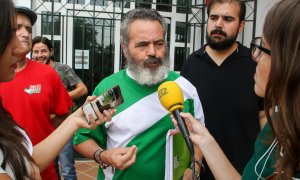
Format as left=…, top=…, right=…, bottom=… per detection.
left=158, top=81, right=184, bottom=113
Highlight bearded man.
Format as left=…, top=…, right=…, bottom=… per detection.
left=73, top=8, right=205, bottom=180
left=180, top=0, right=265, bottom=180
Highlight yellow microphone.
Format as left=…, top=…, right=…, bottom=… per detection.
left=158, top=81, right=194, bottom=155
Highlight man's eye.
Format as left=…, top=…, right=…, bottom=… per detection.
left=210, top=16, right=217, bottom=21
left=137, top=43, right=147, bottom=47
left=26, top=28, right=32, bottom=34
left=155, top=42, right=164, bottom=46
left=224, top=18, right=233, bottom=22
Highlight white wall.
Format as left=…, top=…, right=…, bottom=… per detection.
left=13, top=0, right=31, bottom=7
left=255, top=0, right=279, bottom=37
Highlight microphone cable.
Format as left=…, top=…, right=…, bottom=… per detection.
left=192, top=154, right=196, bottom=180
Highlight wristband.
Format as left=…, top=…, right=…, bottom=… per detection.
left=189, top=160, right=205, bottom=176
left=94, top=148, right=110, bottom=169
left=194, top=160, right=205, bottom=174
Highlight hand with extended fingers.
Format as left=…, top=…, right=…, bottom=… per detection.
left=68, top=96, right=116, bottom=130
left=171, top=112, right=213, bottom=149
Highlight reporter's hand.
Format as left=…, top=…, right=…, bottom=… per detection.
left=67, top=96, right=116, bottom=129
left=101, top=145, right=138, bottom=170
left=171, top=112, right=212, bottom=148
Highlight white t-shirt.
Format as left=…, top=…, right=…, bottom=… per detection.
left=0, top=127, right=33, bottom=179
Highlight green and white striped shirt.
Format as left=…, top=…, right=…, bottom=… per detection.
left=74, top=69, right=204, bottom=180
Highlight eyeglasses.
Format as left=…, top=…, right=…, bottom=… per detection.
left=250, top=37, right=271, bottom=60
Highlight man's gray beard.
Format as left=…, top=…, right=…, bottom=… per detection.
left=127, top=56, right=170, bottom=86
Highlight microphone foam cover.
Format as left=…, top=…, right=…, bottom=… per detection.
left=158, top=81, right=184, bottom=113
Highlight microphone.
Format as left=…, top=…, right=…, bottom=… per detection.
left=158, top=81, right=194, bottom=155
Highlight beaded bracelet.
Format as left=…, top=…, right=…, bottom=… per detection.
left=194, top=159, right=205, bottom=174
left=188, top=159, right=205, bottom=179
left=94, top=148, right=110, bottom=169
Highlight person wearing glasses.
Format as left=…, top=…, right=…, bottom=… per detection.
left=172, top=0, right=300, bottom=179
left=180, top=0, right=264, bottom=179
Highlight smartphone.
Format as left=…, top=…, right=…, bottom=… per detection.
left=82, top=85, right=124, bottom=124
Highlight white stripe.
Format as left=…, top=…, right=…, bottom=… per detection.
left=105, top=91, right=168, bottom=149
left=176, top=77, right=205, bottom=124
left=105, top=76, right=204, bottom=149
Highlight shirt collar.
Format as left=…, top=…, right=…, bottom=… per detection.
left=194, top=41, right=246, bottom=57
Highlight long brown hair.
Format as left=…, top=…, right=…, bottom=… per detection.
left=263, top=0, right=300, bottom=179
left=0, top=0, right=34, bottom=179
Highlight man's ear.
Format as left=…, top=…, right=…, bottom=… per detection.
left=50, top=49, right=54, bottom=56
left=238, top=21, right=245, bottom=33
left=121, top=43, right=128, bottom=58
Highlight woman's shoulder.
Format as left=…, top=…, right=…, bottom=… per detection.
left=16, top=127, right=33, bottom=155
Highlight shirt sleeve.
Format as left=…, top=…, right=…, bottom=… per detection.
left=17, top=127, right=33, bottom=155
left=0, top=150, right=5, bottom=174
left=0, top=150, right=11, bottom=177
left=51, top=75, right=73, bottom=115
left=73, top=125, right=107, bottom=148
left=64, top=66, right=82, bottom=88
left=191, top=85, right=205, bottom=124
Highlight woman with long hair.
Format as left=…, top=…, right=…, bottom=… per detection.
left=0, top=1, right=114, bottom=179
left=172, top=0, right=300, bottom=179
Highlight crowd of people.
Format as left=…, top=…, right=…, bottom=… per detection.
left=0, top=0, right=299, bottom=179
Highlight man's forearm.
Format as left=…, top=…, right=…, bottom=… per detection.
left=69, top=82, right=88, bottom=100
left=74, top=139, right=102, bottom=160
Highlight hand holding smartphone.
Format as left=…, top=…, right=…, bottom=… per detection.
left=82, top=85, right=124, bottom=124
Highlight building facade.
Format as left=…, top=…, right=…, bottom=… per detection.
left=13, top=0, right=275, bottom=103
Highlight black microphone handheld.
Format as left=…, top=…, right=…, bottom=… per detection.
left=158, top=81, right=194, bottom=155
left=173, top=109, right=194, bottom=155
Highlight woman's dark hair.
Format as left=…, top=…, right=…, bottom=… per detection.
left=263, top=0, right=300, bottom=178
left=32, top=36, right=54, bottom=51
left=0, top=0, right=16, bottom=56
left=0, top=0, right=35, bottom=179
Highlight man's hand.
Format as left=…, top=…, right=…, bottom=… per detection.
left=182, top=167, right=201, bottom=180
left=100, top=145, right=138, bottom=170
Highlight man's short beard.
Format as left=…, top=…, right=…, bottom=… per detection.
left=206, top=28, right=238, bottom=50
left=34, top=55, right=51, bottom=64
left=126, top=53, right=170, bottom=86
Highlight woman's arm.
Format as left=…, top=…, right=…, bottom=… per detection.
left=172, top=112, right=241, bottom=180
left=32, top=96, right=114, bottom=171
left=0, top=174, right=12, bottom=180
